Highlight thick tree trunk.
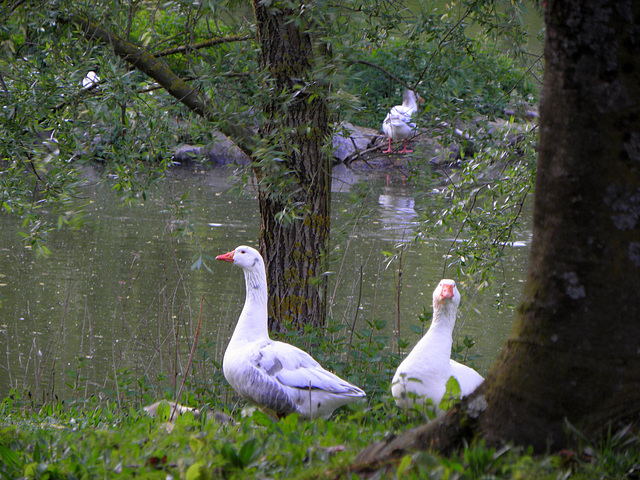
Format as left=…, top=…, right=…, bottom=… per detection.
left=251, top=1, right=331, bottom=330
left=356, top=0, right=640, bottom=467
left=477, top=0, right=640, bottom=449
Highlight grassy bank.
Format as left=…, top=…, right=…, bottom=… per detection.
left=1, top=390, right=638, bottom=479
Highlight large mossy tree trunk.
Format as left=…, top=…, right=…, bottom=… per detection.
left=476, top=0, right=640, bottom=449
left=251, top=1, right=331, bottom=331
left=356, top=0, right=640, bottom=467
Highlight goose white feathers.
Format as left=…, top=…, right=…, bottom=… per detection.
left=382, top=89, right=421, bottom=154
left=392, top=279, right=483, bottom=411
left=216, top=245, right=366, bottom=419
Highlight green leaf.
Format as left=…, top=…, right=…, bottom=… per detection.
left=155, top=401, right=171, bottom=421
left=250, top=409, right=276, bottom=427
left=409, top=324, right=423, bottom=335
left=238, top=438, right=258, bottom=466
left=397, top=454, right=413, bottom=476
left=186, top=461, right=210, bottom=480
left=191, top=255, right=202, bottom=271
left=438, top=376, right=462, bottom=411
left=0, top=444, right=22, bottom=471
left=220, top=442, right=241, bottom=467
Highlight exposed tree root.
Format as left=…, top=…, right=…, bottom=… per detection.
left=351, top=392, right=487, bottom=472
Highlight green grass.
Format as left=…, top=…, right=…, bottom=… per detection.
left=1, top=390, right=638, bottom=480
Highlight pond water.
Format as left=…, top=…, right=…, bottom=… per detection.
left=0, top=163, right=531, bottom=402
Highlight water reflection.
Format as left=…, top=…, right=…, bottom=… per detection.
left=0, top=165, right=531, bottom=401
left=377, top=186, right=417, bottom=240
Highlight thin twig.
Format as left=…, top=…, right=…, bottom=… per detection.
left=394, top=247, right=404, bottom=355
left=415, top=6, right=474, bottom=88
left=490, top=53, right=544, bottom=112
left=348, top=60, right=414, bottom=92
left=171, top=294, right=204, bottom=421
left=329, top=199, right=369, bottom=316
left=343, top=266, right=363, bottom=375
left=153, top=34, right=253, bottom=58
left=442, top=184, right=488, bottom=279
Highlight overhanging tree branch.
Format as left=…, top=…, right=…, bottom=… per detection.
left=153, top=34, right=253, bottom=58
left=68, top=15, right=257, bottom=156
left=349, top=59, right=413, bottom=92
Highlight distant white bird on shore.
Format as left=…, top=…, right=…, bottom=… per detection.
left=382, top=89, right=421, bottom=154
left=82, top=71, right=100, bottom=90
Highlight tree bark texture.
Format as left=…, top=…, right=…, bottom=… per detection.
left=480, top=0, right=640, bottom=450
left=356, top=0, right=640, bottom=467
left=252, top=1, right=331, bottom=330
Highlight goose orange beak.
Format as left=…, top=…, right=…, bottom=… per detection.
left=216, top=250, right=235, bottom=262
left=440, top=283, right=454, bottom=299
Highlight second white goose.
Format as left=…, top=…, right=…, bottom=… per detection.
left=216, top=245, right=366, bottom=419
left=391, top=279, right=484, bottom=411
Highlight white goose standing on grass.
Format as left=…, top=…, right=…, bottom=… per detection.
left=392, top=279, right=483, bottom=412
left=382, top=89, right=421, bottom=154
left=216, top=245, right=366, bottom=419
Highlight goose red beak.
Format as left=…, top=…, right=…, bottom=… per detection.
left=440, top=283, right=454, bottom=299
left=216, top=250, right=235, bottom=263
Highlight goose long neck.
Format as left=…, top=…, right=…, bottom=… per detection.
left=425, top=300, right=457, bottom=342
left=404, top=98, right=417, bottom=111
left=410, top=300, right=456, bottom=365
left=244, top=265, right=268, bottom=306
left=230, top=265, right=269, bottom=345
left=403, top=92, right=418, bottom=113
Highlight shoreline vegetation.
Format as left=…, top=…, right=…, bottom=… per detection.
left=2, top=387, right=638, bottom=479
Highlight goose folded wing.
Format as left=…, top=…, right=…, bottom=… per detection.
left=389, top=105, right=414, bottom=122
left=257, top=342, right=363, bottom=395
left=236, top=346, right=299, bottom=415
